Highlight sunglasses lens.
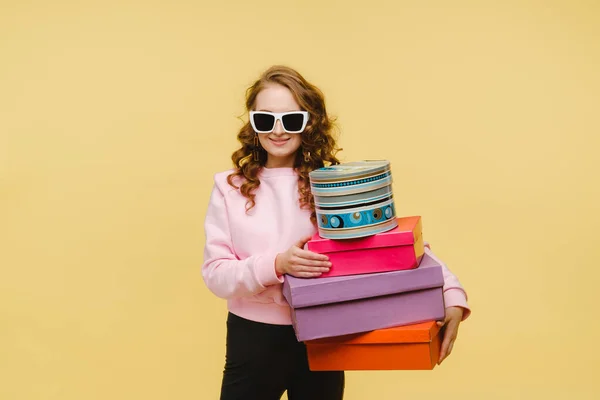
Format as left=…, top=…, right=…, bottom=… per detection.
left=252, top=113, right=275, bottom=132
left=282, top=113, right=305, bottom=132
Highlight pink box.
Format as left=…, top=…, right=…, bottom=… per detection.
left=306, top=216, right=425, bottom=278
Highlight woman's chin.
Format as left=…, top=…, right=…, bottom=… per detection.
left=264, top=146, right=294, bottom=158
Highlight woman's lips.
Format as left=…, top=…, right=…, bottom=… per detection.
left=269, top=138, right=290, bottom=146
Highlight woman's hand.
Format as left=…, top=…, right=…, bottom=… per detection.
left=275, top=236, right=331, bottom=278
left=436, top=306, right=464, bottom=364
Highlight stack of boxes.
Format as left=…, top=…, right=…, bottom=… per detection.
left=282, top=160, right=447, bottom=371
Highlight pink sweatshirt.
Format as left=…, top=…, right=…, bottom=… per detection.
left=202, top=167, right=471, bottom=325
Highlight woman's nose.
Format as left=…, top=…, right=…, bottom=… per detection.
left=273, top=119, right=284, bottom=134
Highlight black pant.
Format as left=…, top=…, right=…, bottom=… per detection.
left=219, top=312, right=345, bottom=400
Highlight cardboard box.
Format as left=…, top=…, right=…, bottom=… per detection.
left=305, top=321, right=442, bottom=371
left=306, top=216, right=424, bottom=278
left=282, top=251, right=445, bottom=341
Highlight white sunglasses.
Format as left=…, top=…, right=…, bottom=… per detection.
left=249, top=111, right=309, bottom=134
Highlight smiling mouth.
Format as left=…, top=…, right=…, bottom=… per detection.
left=269, top=138, right=290, bottom=144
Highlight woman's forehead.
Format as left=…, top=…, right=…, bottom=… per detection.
left=255, top=84, right=301, bottom=112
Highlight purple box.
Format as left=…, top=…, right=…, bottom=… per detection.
left=282, top=252, right=446, bottom=341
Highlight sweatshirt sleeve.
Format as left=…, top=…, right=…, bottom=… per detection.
left=424, top=246, right=471, bottom=321
left=201, top=176, right=283, bottom=299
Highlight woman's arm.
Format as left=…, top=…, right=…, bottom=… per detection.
left=424, top=246, right=471, bottom=321
left=201, top=177, right=282, bottom=299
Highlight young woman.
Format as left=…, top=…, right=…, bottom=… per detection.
left=202, top=65, right=470, bottom=400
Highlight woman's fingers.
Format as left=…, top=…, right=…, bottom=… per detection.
left=295, top=271, right=323, bottom=278
left=439, top=336, right=450, bottom=363
left=290, top=255, right=331, bottom=268
left=438, top=318, right=459, bottom=364
left=288, top=261, right=330, bottom=277
left=294, top=248, right=330, bottom=261
left=447, top=340, right=455, bottom=358
left=287, top=249, right=331, bottom=278
left=293, top=264, right=330, bottom=273
left=439, top=336, right=455, bottom=364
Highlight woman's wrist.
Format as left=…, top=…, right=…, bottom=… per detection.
left=274, top=254, right=284, bottom=277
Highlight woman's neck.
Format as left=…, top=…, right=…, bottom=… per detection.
left=265, top=155, right=295, bottom=168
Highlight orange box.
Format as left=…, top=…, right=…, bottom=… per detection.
left=305, top=321, right=442, bottom=371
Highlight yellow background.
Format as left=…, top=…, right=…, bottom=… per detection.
left=2, top=0, right=599, bottom=399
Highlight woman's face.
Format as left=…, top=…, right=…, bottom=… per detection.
left=253, top=83, right=303, bottom=168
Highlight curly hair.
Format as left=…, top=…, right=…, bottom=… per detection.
left=226, top=65, right=342, bottom=224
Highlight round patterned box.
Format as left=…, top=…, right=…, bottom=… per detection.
left=309, top=160, right=398, bottom=239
